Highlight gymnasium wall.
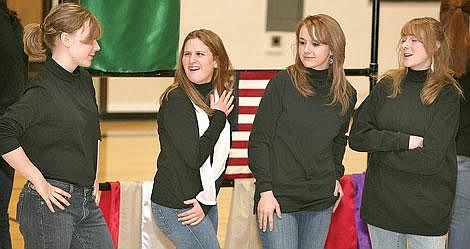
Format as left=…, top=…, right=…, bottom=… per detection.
left=104, top=0, right=440, bottom=113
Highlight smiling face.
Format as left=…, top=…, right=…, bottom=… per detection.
left=298, top=25, right=331, bottom=70
left=182, top=38, right=217, bottom=84
left=400, top=35, right=432, bottom=70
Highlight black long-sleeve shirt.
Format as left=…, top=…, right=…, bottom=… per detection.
left=456, top=71, right=470, bottom=157
left=248, top=69, right=357, bottom=213
left=0, top=12, right=27, bottom=115
left=0, top=57, right=101, bottom=186
left=151, top=83, right=227, bottom=212
left=0, top=12, right=28, bottom=171
left=349, top=69, right=460, bottom=235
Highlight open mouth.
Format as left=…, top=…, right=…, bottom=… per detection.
left=403, top=53, right=413, bottom=58
left=189, top=66, right=200, bottom=72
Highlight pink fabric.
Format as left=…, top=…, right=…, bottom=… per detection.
left=99, top=181, right=121, bottom=249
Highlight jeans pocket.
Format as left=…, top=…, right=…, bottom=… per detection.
left=153, top=205, right=173, bottom=236
left=16, top=188, right=26, bottom=224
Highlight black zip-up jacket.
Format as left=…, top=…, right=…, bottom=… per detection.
left=349, top=69, right=460, bottom=235
left=0, top=57, right=101, bottom=186
left=249, top=69, right=356, bottom=213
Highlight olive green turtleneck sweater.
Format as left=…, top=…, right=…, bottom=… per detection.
left=350, top=69, right=461, bottom=235
left=249, top=69, right=357, bottom=213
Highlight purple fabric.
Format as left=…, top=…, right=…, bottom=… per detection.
left=352, top=173, right=372, bottom=249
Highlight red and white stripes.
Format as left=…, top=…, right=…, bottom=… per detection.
left=225, top=71, right=277, bottom=179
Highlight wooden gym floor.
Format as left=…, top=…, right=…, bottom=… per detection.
left=9, top=120, right=366, bottom=249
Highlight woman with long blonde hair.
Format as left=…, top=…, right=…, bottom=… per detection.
left=350, top=17, right=463, bottom=249
left=249, top=14, right=356, bottom=249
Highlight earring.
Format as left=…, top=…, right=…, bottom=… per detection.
left=430, top=56, right=434, bottom=72
left=328, top=55, right=333, bottom=65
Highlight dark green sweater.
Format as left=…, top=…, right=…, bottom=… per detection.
left=349, top=69, right=460, bottom=235
left=0, top=11, right=28, bottom=171
left=151, top=83, right=227, bottom=213
left=249, top=69, right=356, bottom=213
left=0, top=57, right=101, bottom=186
left=0, top=12, right=27, bottom=114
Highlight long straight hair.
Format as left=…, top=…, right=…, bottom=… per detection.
left=160, top=29, right=234, bottom=115
left=287, top=14, right=353, bottom=115
left=384, top=17, right=462, bottom=105
left=440, top=0, right=470, bottom=77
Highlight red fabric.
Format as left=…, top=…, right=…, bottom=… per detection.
left=236, top=124, right=253, bottom=131
left=238, top=106, right=258, bottom=114
left=238, top=89, right=266, bottom=97
left=325, top=175, right=358, bottom=249
left=239, top=70, right=278, bottom=79
left=231, top=141, right=249, bottom=148
left=225, top=70, right=278, bottom=179
left=99, top=181, right=121, bottom=249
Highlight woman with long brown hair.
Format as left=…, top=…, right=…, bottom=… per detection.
left=440, top=1, right=470, bottom=248
left=248, top=14, right=356, bottom=249
left=0, top=3, right=113, bottom=248
left=150, top=29, right=234, bottom=249
left=349, top=17, right=462, bottom=249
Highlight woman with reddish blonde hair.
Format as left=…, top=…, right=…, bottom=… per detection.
left=151, top=29, right=234, bottom=249
left=350, top=17, right=462, bottom=249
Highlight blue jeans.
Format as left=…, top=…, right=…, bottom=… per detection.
left=17, top=179, right=114, bottom=249
left=0, top=160, right=14, bottom=249
left=257, top=207, right=332, bottom=249
left=368, top=224, right=445, bottom=249
left=448, top=155, right=470, bottom=249
left=152, top=202, right=220, bottom=249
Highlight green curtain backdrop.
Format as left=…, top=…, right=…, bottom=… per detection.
left=81, top=0, right=179, bottom=72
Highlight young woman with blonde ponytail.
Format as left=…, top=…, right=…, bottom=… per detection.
left=0, top=3, right=113, bottom=248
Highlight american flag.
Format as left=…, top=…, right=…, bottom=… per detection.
left=224, top=70, right=278, bottom=179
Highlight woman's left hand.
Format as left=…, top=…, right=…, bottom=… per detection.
left=178, top=198, right=205, bottom=226
left=92, top=180, right=100, bottom=205
left=333, top=180, right=344, bottom=212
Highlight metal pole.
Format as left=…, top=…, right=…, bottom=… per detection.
left=369, top=0, right=380, bottom=90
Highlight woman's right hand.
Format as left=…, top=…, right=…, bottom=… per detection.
left=210, top=90, right=234, bottom=116
left=34, top=179, right=71, bottom=213
left=257, top=190, right=282, bottom=232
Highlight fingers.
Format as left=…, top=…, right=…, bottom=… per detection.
left=36, top=183, right=71, bottom=213
left=44, top=199, right=55, bottom=213
left=257, top=206, right=272, bottom=232
left=333, top=199, right=340, bottom=213
left=333, top=180, right=343, bottom=213
left=209, top=94, right=215, bottom=109
left=183, top=199, right=197, bottom=205
left=179, top=198, right=204, bottom=226
left=275, top=203, right=282, bottom=219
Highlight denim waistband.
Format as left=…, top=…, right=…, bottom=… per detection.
left=27, top=179, right=93, bottom=194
